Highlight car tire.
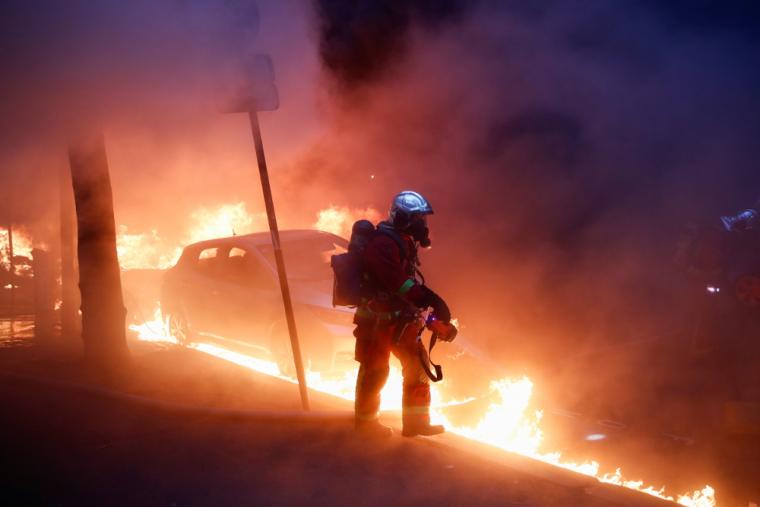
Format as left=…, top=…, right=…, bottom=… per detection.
left=167, top=311, right=193, bottom=347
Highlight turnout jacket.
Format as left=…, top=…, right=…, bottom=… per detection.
left=360, top=223, right=427, bottom=316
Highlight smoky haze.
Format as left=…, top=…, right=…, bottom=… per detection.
left=2, top=0, right=760, bottom=412
left=1, top=0, right=318, bottom=242
left=305, top=0, right=760, bottom=361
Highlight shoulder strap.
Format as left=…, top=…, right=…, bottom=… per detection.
left=376, top=223, right=408, bottom=262
left=416, top=325, right=443, bottom=382
left=376, top=222, right=427, bottom=285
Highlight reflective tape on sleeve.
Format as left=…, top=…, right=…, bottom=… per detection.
left=398, top=278, right=416, bottom=295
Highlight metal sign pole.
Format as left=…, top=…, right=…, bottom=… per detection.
left=248, top=110, right=310, bottom=411
left=7, top=222, right=14, bottom=339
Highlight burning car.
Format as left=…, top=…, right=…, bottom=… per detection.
left=160, top=230, right=355, bottom=374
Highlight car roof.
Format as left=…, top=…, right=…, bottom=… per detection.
left=183, top=229, right=347, bottom=254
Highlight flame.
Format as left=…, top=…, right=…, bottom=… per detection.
left=116, top=226, right=182, bottom=270
left=116, top=202, right=383, bottom=270
left=185, top=202, right=267, bottom=244
left=116, top=202, right=268, bottom=270
left=129, top=307, right=716, bottom=506
left=128, top=305, right=408, bottom=409
left=1, top=227, right=34, bottom=271
left=1, top=227, right=35, bottom=281
left=313, top=205, right=382, bottom=237
left=430, top=378, right=715, bottom=506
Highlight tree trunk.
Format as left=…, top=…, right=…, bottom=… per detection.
left=32, top=248, right=55, bottom=340
left=68, top=134, right=128, bottom=365
left=6, top=222, right=15, bottom=338
left=60, top=162, right=80, bottom=338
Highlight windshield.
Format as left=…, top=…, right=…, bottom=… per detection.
left=257, top=236, right=348, bottom=281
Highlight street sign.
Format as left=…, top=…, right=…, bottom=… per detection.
left=225, top=52, right=309, bottom=409
left=223, top=53, right=279, bottom=113
left=248, top=111, right=310, bottom=411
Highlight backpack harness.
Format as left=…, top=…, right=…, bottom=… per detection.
left=331, top=220, right=443, bottom=382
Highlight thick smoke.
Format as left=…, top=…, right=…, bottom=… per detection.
left=314, top=0, right=468, bottom=89
left=298, top=0, right=760, bottom=405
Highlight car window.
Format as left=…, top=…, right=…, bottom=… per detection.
left=195, top=247, right=221, bottom=277
left=218, top=247, right=274, bottom=288
left=199, top=248, right=218, bottom=259
left=257, top=235, right=348, bottom=281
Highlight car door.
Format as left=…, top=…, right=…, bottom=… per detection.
left=212, top=245, right=280, bottom=353
left=181, top=244, right=228, bottom=339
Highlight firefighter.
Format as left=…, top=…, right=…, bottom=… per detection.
left=353, top=190, right=454, bottom=438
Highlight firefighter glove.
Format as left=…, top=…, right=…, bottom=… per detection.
left=420, top=286, right=451, bottom=323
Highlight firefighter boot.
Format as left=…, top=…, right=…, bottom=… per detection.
left=402, top=413, right=444, bottom=437
left=355, top=417, right=393, bottom=439
left=402, top=384, right=444, bottom=437
left=355, top=364, right=392, bottom=438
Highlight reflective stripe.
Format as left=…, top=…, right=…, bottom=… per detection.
left=398, top=278, right=416, bottom=295
left=401, top=405, right=430, bottom=415
left=355, top=412, right=379, bottom=421
left=355, top=307, right=400, bottom=321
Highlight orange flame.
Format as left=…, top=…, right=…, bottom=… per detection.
left=185, top=202, right=267, bottom=244
left=116, top=226, right=181, bottom=270
left=116, top=202, right=268, bottom=270
left=313, top=205, right=382, bottom=237
left=117, top=203, right=384, bottom=270
left=1, top=227, right=35, bottom=279
left=129, top=308, right=716, bottom=506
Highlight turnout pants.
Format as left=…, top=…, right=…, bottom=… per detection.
left=354, top=319, right=431, bottom=427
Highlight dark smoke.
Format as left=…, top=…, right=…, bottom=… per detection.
left=314, top=0, right=469, bottom=89
left=301, top=0, right=760, bottom=375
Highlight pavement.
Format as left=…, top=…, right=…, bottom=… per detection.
left=0, top=336, right=691, bottom=507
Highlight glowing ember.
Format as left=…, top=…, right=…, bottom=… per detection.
left=129, top=308, right=716, bottom=506
left=313, top=205, right=382, bottom=237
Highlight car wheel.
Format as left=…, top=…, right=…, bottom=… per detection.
left=168, top=312, right=192, bottom=346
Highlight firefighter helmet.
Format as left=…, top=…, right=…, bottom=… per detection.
left=389, top=191, right=433, bottom=227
